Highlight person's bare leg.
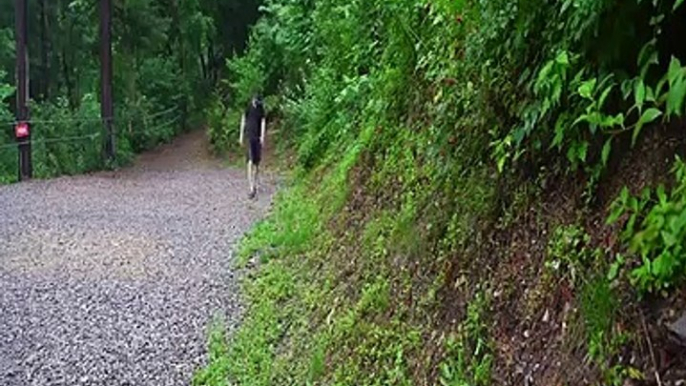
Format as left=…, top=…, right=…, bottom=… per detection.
left=247, top=161, right=255, bottom=198
left=254, top=164, right=260, bottom=194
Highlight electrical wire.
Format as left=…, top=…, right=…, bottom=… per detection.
left=0, top=106, right=181, bottom=152
left=0, top=105, right=179, bottom=127
left=32, top=132, right=101, bottom=146
left=0, top=132, right=101, bottom=152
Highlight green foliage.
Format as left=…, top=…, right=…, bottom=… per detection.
left=609, top=158, right=686, bottom=293
left=483, top=0, right=686, bottom=185
left=439, top=294, right=493, bottom=386
left=0, top=92, right=191, bottom=182
left=197, top=0, right=686, bottom=383
left=356, top=276, right=390, bottom=315
left=30, top=95, right=103, bottom=178
left=193, top=260, right=297, bottom=386
left=0, top=73, right=11, bottom=103
left=546, top=224, right=630, bottom=382
left=227, top=46, right=268, bottom=108
left=621, top=43, right=686, bottom=146
left=206, top=97, right=237, bottom=154
left=192, top=320, right=231, bottom=386
left=664, top=57, right=686, bottom=117
left=546, top=224, right=595, bottom=285
left=580, top=275, right=634, bottom=386
left=0, top=0, right=261, bottom=182
left=0, top=73, right=15, bottom=183
left=239, top=184, right=320, bottom=266
left=581, top=276, right=618, bottom=361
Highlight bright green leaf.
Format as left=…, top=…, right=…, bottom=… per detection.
left=579, top=79, right=596, bottom=99
left=637, top=39, right=657, bottom=68
left=555, top=50, right=569, bottom=65
left=607, top=206, right=625, bottom=224
left=668, top=57, right=682, bottom=84
left=666, top=79, right=686, bottom=117
left=578, top=141, right=588, bottom=162
left=635, top=79, right=645, bottom=109
left=607, top=262, right=620, bottom=281
left=0, top=84, right=14, bottom=100
left=552, top=116, right=566, bottom=149
left=622, top=79, right=634, bottom=100
left=613, top=113, right=625, bottom=127
left=599, top=84, right=615, bottom=108
left=600, top=113, right=624, bottom=128
left=621, top=186, right=630, bottom=202
left=573, top=113, right=590, bottom=126
left=496, top=155, right=506, bottom=173
left=646, top=85, right=656, bottom=102
left=657, top=185, right=667, bottom=204
left=633, top=108, right=663, bottom=145
left=602, top=137, right=612, bottom=166
left=662, top=230, right=677, bottom=247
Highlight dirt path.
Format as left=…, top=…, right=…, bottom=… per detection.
left=0, top=130, right=276, bottom=385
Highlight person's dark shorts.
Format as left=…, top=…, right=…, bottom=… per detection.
left=247, top=139, right=262, bottom=166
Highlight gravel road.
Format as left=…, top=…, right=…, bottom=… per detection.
left=0, top=131, right=276, bottom=385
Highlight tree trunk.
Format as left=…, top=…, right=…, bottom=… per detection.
left=39, top=0, right=51, bottom=100
left=199, top=51, right=207, bottom=81
left=207, top=38, right=215, bottom=84
left=61, top=48, right=75, bottom=108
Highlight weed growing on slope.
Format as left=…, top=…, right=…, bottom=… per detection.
left=192, top=320, right=231, bottom=386
left=238, top=184, right=320, bottom=266
left=608, top=157, right=686, bottom=293
left=546, top=224, right=594, bottom=286
left=544, top=223, right=640, bottom=384
left=194, top=255, right=302, bottom=386
left=439, top=293, right=493, bottom=386
left=579, top=275, right=635, bottom=386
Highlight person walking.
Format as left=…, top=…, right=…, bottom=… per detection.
left=239, top=95, right=267, bottom=199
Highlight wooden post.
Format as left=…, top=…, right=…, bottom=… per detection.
left=100, top=0, right=115, bottom=161
left=15, top=0, right=32, bottom=181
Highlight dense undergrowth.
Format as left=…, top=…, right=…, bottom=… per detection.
left=197, top=0, right=686, bottom=384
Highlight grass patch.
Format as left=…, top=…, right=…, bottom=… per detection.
left=194, top=256, right=301, bottom=386
left=238, top=183, right=321, bottom=266
left=439, top=293, right=493, bottom=386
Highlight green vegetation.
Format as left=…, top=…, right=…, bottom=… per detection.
left=15, top=0, right=686, bottom=382
left=609, top=157, right=686, bottom=293
left=3, top=0, right=679, bottom=383
left=439, top=294, right=493, bottom=386
left=195, top=0, right=686, bottom=384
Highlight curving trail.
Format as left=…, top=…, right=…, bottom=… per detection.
left=0, top=131, right=275, bottom=386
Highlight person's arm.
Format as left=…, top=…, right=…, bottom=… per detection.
left=260, top=117, right=267, bottom=146
left=239, top=114, right=245, bottom=145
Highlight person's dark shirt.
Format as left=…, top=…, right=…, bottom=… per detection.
left=244, top=101, right=265, bottom=142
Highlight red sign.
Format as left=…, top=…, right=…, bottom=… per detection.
left=15, top=122, right=29, bottom=138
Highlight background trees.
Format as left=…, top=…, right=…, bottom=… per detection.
left=0, top=0, right=261, bottom=181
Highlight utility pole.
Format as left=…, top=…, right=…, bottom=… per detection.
left=100, top=0, right=115, bottom=161
left=15, top=0, right=32, bottom=181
